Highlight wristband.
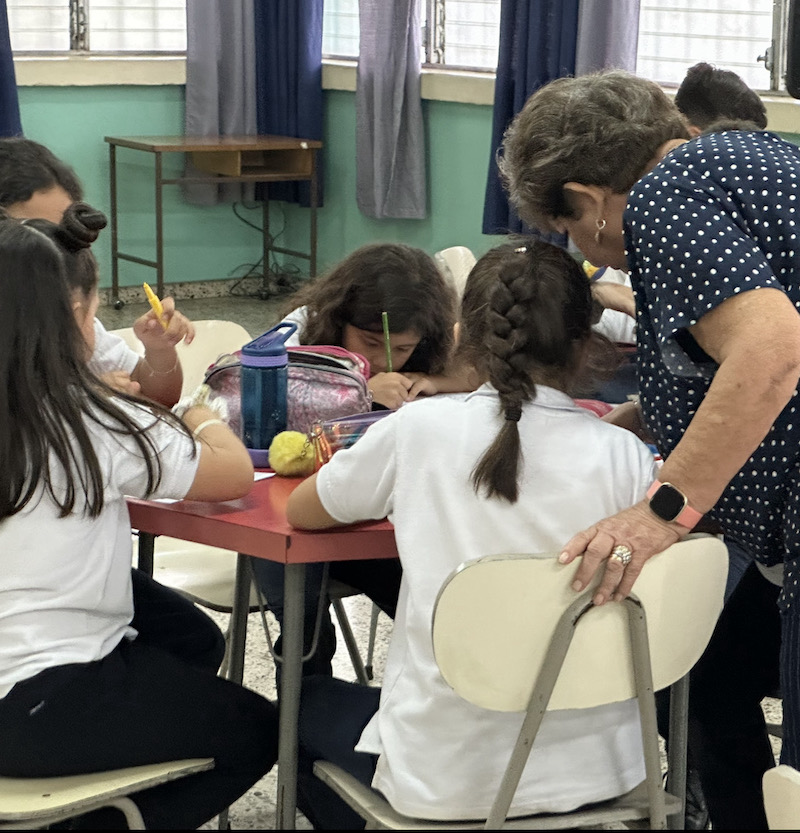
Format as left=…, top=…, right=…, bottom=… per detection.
left=646, top=481, right=704, bottom=529
left=192, top=418, right=225, bottom=437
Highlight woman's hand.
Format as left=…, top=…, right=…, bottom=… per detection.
left=368, top=372, right=413, bottom=409
left=558, top=501, right=683, bottom=605
left=133, top=296, right=196, bottom=350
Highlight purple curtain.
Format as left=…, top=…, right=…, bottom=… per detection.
left=482, top=0, right=579, bottom=239
left=0, top=0, right=21, bottom=137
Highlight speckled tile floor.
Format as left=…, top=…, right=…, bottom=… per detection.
left=97, top=292, right=784, bottom=830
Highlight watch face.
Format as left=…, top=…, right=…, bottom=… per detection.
left=650, top=483, right=687, bottom=522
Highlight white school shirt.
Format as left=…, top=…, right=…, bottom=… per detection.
left=0, top=399, right=199, bottom=698
left=280, top=306, right=307, bottom=347
left=87, top=318, right=142, bottom=377
left=315, top=384, right=658, bottom=820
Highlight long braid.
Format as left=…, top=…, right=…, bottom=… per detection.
left=470, top=241, right=594, bottom=503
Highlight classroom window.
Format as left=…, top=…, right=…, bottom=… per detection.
left=322, top=0, right=502, bottom=72
left=322, top=0, right=790, bottom=91
left=6, top=0, right=790, bottom=94
left=7, top=0, right=186, bottom=53
left=637, top=0, right=780, bottom=92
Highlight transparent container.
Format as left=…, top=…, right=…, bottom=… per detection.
left=239, top=322, right=297, bottom=467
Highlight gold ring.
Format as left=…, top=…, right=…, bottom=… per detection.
left=609, top=544, right=633, bottom=567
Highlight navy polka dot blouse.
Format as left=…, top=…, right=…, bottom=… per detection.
left=625, top=130, right=800, bottom=612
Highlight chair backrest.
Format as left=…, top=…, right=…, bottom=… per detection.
left=763, top=764, right=800, bottom=829
left=432, top=534, right=728, bottom=712
left=109, top=319, right=252, bottom=397
left=434, top=246, right=477, bottom=301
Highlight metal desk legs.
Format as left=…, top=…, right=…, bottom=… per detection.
left=666, top=674, right=690, bottom=830
left=275, top=562, right=306, bottom=830
left=136, top=531, right=155, bottom=576
left=226, top=553, right=254, bottom=685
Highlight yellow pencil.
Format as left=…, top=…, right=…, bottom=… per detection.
left=143, top=282, right=168, bottom=330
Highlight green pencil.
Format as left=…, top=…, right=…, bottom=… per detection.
left=381, top=310, right=393, bottom=373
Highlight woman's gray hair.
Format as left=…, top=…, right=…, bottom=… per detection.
left=498, top=70, right=690, bottom=232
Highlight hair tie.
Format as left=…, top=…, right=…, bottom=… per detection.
left=505, top=406, right=522, bottom=422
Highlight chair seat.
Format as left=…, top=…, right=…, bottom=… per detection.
left=763, top=764, right=800, bottom=830
left=0, top=758, right=213, bottom=825
left=313, top=761, right=681, bottom=830
left=150, top=539, right=261, bottom=612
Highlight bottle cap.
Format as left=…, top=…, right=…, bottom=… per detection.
left=240, top=322, right=298, bottom=368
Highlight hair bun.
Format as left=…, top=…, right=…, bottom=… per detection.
left=56, top=202, right=108, bottom=252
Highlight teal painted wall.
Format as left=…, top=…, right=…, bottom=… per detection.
left=17, top=84, right=504, bottom=290
left=20, top=83, right=795, bottom=292
left=281, top=91, right=504, bottom=275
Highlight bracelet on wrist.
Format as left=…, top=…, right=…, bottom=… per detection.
left=143, top=356, right=180, bottom=377
left=192, top=418, right=226, bottom=437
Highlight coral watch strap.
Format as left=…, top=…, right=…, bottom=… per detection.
left=647, top=481, right=704, bottom=529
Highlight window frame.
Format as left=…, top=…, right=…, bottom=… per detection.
left=10, top=0, right=800, bottom=134
left=6, top=0, right=187, bottom=57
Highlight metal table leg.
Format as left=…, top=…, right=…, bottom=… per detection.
left=667, top=674, right=689, bottom=830
left=154, top=151, right=165, bottom=298
left=227, top=553, right=253, bottom=685
left=136, top=531, right=155, bottom=576
left=109, top=143, right=121, bottom=308
left=275, top=562, right=306, bottom=830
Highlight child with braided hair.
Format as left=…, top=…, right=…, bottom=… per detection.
left=284, top=238, right=660, bottom=829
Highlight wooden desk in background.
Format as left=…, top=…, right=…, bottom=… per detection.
left=104, top=134, right=322, bottom=307
left=127, top=475, right=397, bottom=830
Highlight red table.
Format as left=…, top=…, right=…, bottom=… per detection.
left=127, top=474, right=397, bottom=829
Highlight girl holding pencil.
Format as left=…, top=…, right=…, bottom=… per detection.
left=254, top=241, right=464, bottom=682
left=277, top=242, right=461, bottom=409
left=0, top=204, right=278, bottom=828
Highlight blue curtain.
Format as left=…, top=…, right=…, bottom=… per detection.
left=253, top=0, right=324, bottom=207
left=482, top=0, right=579, bottom=238
left=0, top=0, right=21, bottom=137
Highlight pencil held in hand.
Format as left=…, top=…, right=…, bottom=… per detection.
left=382, top=310, right=393, bottom=373
left=143, top=282, right=169, bottom=330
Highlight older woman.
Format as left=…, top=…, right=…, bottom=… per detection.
left=500, top=69, right=800, bottom=830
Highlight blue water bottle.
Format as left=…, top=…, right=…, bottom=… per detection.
left=239, top=322, right=297, bottom=467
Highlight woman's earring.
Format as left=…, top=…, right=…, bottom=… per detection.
left=594, top=218, right=607, bottom=244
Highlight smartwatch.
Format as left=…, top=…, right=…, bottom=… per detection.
left=646, top=481, right=703, bottom=529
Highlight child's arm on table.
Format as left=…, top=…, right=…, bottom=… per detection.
left=287, top=473, right=343, bottom=529
left=591, top=281, right=636, bottom=318
left=181, top=405, right=254, bottom=502
left=403, top=360, right=481, bottom=398
left=601, top=399, right=655, bottom=444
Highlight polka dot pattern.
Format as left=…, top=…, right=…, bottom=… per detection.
left=625, top=131, right=800, bottom=612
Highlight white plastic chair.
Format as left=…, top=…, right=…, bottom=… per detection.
left=0, top=758, right=213, bottom=830
left=434, top=246, right=477, bottom=301
left=313, top=534, right=729, bottom=830
left=763, top=764, right=800, bottom=830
